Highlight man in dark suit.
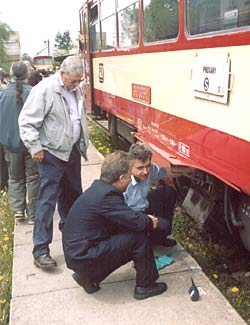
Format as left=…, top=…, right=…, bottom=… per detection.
left=62, top=150, right=167, bottom=300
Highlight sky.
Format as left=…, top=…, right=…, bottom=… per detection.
left=0, top=0, right=84, bottom=58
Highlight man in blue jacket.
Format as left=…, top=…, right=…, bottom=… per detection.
left=0, top=62, right=39, bottom=223
left=62, top=151, right=167, bottom=300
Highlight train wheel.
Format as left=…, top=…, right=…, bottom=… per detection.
left=238, top=194, right=250, bottom=252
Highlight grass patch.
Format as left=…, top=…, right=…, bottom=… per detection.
left=0, top=190, right=14, bottom=325
left=88, top=117, right=130, bottom=156
left=173, top=207, right=250, bottom=324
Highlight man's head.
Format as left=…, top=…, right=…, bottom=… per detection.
left=60, top=55, right=84, bottom=91
left=100, top=150, right=132, bottom=191
left=10, top=61, right=29, bottom=81
left=129, top=142, right=153, bottom=181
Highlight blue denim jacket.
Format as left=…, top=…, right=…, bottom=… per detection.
left=0, top=82, right=32, bottom=153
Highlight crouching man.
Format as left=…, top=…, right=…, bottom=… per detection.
left=62, top=151, right=167, bottom=300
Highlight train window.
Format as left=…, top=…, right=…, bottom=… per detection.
left=118, top=1, right=139, bottom=47
left=100, top=0, right=115, bottom=19
left=79, top=12, right=86, bottom=52
left=186, top=0, right=250, bottom=35
left=100, top=0, right=116, bottom=50
left=101, top=15, right=116, bottom=50
left=90, top=4, right=100, bottom=52
left=143, top=0, right=179, bottom=43
left=117, top=0, right=137, bottom=10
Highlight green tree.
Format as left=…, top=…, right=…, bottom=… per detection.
left=143, top=0, right=179, bottom=42
left=54, top=30, right=73, bottom=53
left=21, top=53, right=32, bottom=62
left=0, top=21, right=12, bottom=71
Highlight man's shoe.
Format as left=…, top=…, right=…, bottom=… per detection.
left=14, top=211, right=25, bottom=219
left=72, top=272, right=100, bottom=294
left=34, top=254, right=57, bottom=269
left=134, top=282, right=167, bottom=300
left=160, top=238, right=177, bottom=247
left=27, top=217, right=35, bottom=225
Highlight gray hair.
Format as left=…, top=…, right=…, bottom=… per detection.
left=129, top=142, right=152, bottom=162
left=60, top=55, right=83, bottom=77
left=10, top=61, right=28, bottom=81
left=100, top=151, right=132, bottom=184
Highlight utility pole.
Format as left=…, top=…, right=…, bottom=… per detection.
left=44, top=39, right=50, bottom=56
left=47, top=39, right=50, bottom=56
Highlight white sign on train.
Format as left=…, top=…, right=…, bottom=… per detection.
left=192, top=55, right=231, bottom=104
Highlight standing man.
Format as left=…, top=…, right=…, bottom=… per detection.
left=19, top=55, right=89, bottom=269
left=124, top=142, right=192, bottom=247
left=63, top=151, right=167, bottom=300
left=0, top=62, right=39, bottom=223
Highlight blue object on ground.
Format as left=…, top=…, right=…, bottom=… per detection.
left=155, top=255, right=174, bottom=270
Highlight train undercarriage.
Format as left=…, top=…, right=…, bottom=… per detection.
left=93, top=111, right=250, bottom=253
left=175, top=172, right=250, bottom=253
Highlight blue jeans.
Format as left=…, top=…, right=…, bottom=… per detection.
left=33, top=146, right=82, bottom=257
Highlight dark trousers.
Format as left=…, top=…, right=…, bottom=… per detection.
left=0, top=144, right=8, bottom=190
left=74, top=232, right=159, bottom=287
left=146, top=184, right=176, bottom=243
left=33, top=147, right=82, bottom=257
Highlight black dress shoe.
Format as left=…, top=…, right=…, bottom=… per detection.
left=72, top=272, right=100, bottom=294
left=160, top=238, right=177, bottom=247
left=34, top=254, right=57, bottom=269
left=134, top=282, right=167, bottom=300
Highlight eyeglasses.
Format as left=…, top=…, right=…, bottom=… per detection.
left=65, top=74, right=84, bottom=84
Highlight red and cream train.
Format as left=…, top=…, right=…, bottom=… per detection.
left=79, top=0, right=250, bottom=252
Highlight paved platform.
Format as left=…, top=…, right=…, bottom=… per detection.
left=9, top=143, right=246, bottom=325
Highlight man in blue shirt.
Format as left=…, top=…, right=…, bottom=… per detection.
left=124, top=142, right=191, bottom=247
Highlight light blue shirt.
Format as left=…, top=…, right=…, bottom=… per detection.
left=124, top=163, right=167, bottom=211
left=59, top=74, right=81, bottom=144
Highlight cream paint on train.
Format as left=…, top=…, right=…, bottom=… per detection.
left=92, top=45, right=250, bottom=142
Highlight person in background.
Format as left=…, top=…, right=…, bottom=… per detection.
left=3, top=72, right=11, bottom=85
left=0, top=62, right=39, bottom=224
left=0, top=80, right=4, bottom=90
left=124, top=142, right=193, bottom=247
left=19, top=55, right=89, bottom=269
left=0, top=71, right=6, bottom=90
left=28, top=71, right=43, bottom=87
left=63, top=151, right=167, bottom=300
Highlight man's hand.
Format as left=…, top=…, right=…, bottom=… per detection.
left=32, top=150, right=44, bottom=163
left=148, top=215, right=158, bottom=229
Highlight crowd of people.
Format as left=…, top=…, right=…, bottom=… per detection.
left=0, top=55, right=193, bottom=300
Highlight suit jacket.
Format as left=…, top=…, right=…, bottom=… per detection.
left=63, top=179, right=152, bottom=270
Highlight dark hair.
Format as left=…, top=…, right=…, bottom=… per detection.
left=100, top=151, right=132, bottom=184
left=129, top=142, right=152, bottom=162
left=28, top=71, right=43, bottom=87
left=10, top=62, right=29, bottom=108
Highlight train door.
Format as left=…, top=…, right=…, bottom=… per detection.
left=79, top=2, right=95, bottom=114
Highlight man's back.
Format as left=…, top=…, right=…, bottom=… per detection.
left=63, top=180, right=117, bottom=243
left=63, top=179, right=152, bottom=270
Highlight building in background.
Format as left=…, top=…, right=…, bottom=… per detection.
left=5, top=31, right=21, bottom=62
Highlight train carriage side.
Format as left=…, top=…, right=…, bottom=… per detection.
left=79, top=0, right=250, bottom=252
